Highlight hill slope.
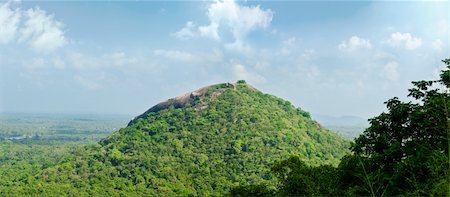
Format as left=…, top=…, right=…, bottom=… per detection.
left=3, top=81, right=350, bottom=196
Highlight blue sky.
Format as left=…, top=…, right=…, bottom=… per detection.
left=0, top=0, right=448, bottom=120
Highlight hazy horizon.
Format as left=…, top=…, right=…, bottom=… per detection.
left=1, top=0, right=448, bottom=120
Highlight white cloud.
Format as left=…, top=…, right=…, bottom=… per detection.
left=0, top=2, right=66, bottom=52
left=20, top=6, right=66, bottom=52
left=0, top=1, right=21, bottom=44
left=432, top=39, right=443, bottom=51
left=199, top=22, right=220, bottom=41
left=204, top=0, right=272, bottom=50
left=173, top=21, right=197, bottom=40
left=338, top=36, right=372, bottom=52
left=206, top=0, right=273, bottom=36
left=174, top=0, right=273, bottom=51
left=105, top=52, right=138, bottom=66
left=232, top=63, right=266, bottom=83
left=382, top=61, right=399, bottom=81
left=224, top=39, right=251, bottom=52
left=153, top=49, right=194, bottom=62
left=388, top=32, right=422, bottom=50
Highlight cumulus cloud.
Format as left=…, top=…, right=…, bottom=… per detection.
left=382, top=61, right=399, bottom=81
left=0, top=1, right=21, bottom=44
left=20, top=7, right=66, bottom=52
left=173, top=0, right=273, bottom=51
left=201, top=0, right=272, bottom=40
left=388, top=32, right=422, bottom=50
left=0, top=1, right=66, bottom=52
left=173, top=21, right=197, bottom=40
left=199, top=22, right=220, bottom=41
left=338, top=36, right=372, bottom=52
left=232, top=63, right=266, bottom=83
left=153, top=49, right=194, bottom=62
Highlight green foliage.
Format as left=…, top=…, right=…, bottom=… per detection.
left=232, top=59, right=450, bottom=196
left=0, top=141, right=82, bottom=195
left=237, top=80, right=247, bottom=84
left=348, top=59, right=450, bottom=196
left=229, top=183, right=276, bottom=197
left=0, top=82, right=349, bottom=196
left=272, top=156, right=339, bottom=196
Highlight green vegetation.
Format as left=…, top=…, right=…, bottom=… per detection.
left=0, top=142, right=80, bottom=191
left=1, top=59, right=447, bottom=196
left=0, top=82, right=349, bottom=196
left=231, top=59, right=450, bottom=196
left=237, top=80, right=247, bottom=84
left=0, top=114, right=129, bottom=196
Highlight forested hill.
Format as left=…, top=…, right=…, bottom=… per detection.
left=1, top=80, right=349, bottom=196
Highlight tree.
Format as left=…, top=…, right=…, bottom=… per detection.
left=231, top=58, right=450, bottom=196
left=348, top=59, right=450, bottom=195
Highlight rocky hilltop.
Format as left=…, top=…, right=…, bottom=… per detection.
left=25, top=80, right=350, bottom=196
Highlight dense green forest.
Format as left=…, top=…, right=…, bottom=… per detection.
left=0, top=81, right=349, bottom=196
left=0, top=114, right=129, bottom=195
left=0, top=60, right=448, bottom=196
left=231, top=59, right=450, bottom=196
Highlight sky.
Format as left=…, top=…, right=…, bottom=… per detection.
left=0, top=0, right=448, bottom=120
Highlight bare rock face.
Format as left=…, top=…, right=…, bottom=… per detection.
left=128, top=81, right=257, bottom=126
